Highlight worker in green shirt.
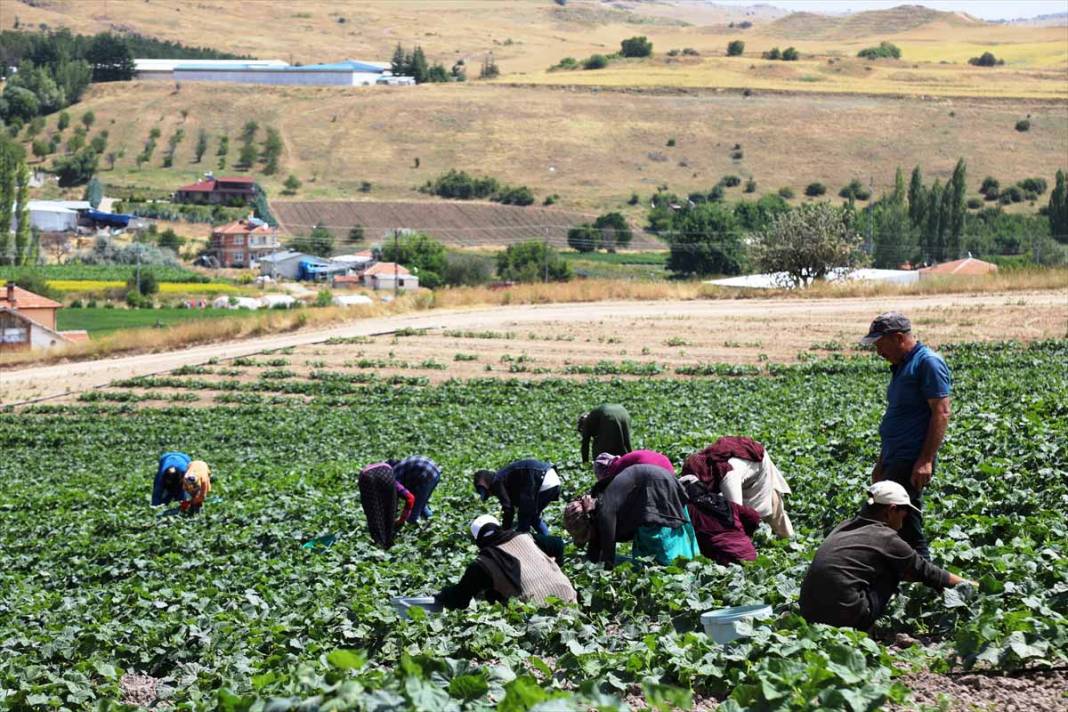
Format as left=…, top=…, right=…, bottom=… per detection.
left=578, top=403, right=633, bottom=464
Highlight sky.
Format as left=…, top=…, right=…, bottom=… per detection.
left=711, top=0, right=1068, bottom=21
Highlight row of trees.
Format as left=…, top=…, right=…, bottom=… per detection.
left=389, top=44, right=465, bottom=83
left=421, top=169, right=535, bottom=206
left=0, top=137, right=33, bottom=265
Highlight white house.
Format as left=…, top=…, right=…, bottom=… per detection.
left=358, top=262, right=419, bottom=291
left=134, top=58, right=289, bottom=80
left=173, top=59, right=400, bottom=87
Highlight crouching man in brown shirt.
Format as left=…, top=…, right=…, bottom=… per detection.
left=799, top=481, right=975, bottom=630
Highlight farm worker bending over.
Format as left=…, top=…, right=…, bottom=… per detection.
left=679, top=475, right=761, bottom=566
left=358, top=462, right=416, bottom=549
left=473, top=459, right=561, bottom=535
left=152, top=451, right=191, bottom=506
left=388, top=455, right=441, bottom=524
left=434, top=515, right=577, bottom=610
left=682, top=436, right=794, bottom=539
left=570, top=463, right=697, bottom=569
left=180, top=461, right=212, bottom=514
left=578, top=403, right=632, bottom=464
left=594, top=449, right=674, bottom=482
left=800, top=481, right=975, bottom=630
left=863, top=312, right=952, bottom=560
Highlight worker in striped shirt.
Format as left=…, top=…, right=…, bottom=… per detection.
left=473, top=459, right=561, bottom=535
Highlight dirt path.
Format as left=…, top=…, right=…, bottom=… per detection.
left=2, top=291, right=1065, bottom=405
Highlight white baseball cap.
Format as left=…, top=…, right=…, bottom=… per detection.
left=868, top=481, right=921, bottom=513
left=470, top=514, right=499, bottom=540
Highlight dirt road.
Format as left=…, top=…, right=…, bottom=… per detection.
left=3, top=291, right=1065, bottom=405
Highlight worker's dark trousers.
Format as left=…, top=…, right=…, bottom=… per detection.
left=882, top=460, right=931, bottom=560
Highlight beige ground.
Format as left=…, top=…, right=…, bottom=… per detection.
left=4, top=290, right=1064, bottom=406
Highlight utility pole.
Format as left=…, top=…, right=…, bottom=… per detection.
left=393, top=229, right=399, bottom=298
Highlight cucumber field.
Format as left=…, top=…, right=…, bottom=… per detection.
left=1, top=339, right=1065, bottom=710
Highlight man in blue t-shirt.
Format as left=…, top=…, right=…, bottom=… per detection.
left=860, top=312, right=952, bottom=559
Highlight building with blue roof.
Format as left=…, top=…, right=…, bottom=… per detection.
left=169, top=58, right=411, bottom=87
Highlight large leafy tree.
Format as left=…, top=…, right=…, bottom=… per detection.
left=665, top=202, right=745, bottom=277
left=496, top=240, right=571, bottom=282
left=382, top=232, right=448, bottom=288
left=1049, top=170, right=1068, bottom=245
left=84, top=33, right=135, bottom=82
left=751, top=202, right=866, bottom=287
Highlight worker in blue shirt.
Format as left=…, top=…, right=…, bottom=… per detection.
left=388, top=455, right=442, bottom=524
left=861, top=312, right=952, bottom=560
left=152, top=451, right=191, bottom=506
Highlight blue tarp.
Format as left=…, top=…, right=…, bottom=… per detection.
left=86, top=210, right=132, bottom=228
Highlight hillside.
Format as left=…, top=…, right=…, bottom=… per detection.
left=768, top=5, right=980, bottom=40
left=35, top=81, right=1067, bottom=214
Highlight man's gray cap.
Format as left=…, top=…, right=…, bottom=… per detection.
left=860, top=312, right=912, bottom=345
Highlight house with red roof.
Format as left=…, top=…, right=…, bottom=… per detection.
left=0, top=282, right=88, bottom=351
left=175, top=175, right=258, bottom=205
left=210, top=218, right=282, bottom=268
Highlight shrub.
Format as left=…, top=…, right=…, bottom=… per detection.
left=593, top=211, right=633, bottom=250
left=666, top=138, right=676, bottom=147
left=1015, top=119, right=1031, bottom=132
left=583, top=54, right=608, bottom=70
left=727, top=40, right=745, bottom=57
left=542, top=194, right=559, bottom=206
left=283, top=174, right=301, bottom=195
left=496, top=241, right=571, bottom=282
left=708, top=184, right=726, bottom=202
left=763, top=47, right=781, bottom=60
left=744, top=178, right=757, bottom=193
left=778, top=186, right=795, bottom=199
left=858, top=41, right=901, bottom=60
left=567, top=224, right=599, bottom=253
left=552, top=57, right=579, bottom=70
left=682, top=48, right=699, bottom=56
left=969, top=52, right=1002, bottom=67
left=966, top=197, right=982, bottom=209
left=496, top=185, right=535, bottom=206
left=838, top=178, right=871, bottom=201
left=443, top=252, right=493, bottom=286
left=722, top=174, right=741, bottom=188
left=805, top=182, right=827, bottom=197
left=620, top=36, right=653, bottom=58
left=979, top=176, right=1000, bottom=200
left=53, top=148, right=99, bottom=187
left=1018, top=177, right=1047, bottom=195
left=781, top=47, right=799, bottom=61
left=730, top=149, right=744, bottom=160
left=999, top=185, right=1025, bottom=204
left=627, top=192, right=640, bottom=206
left=125, top=269, right=159, bottom=296
left=314, top=289, right=333, bottom=307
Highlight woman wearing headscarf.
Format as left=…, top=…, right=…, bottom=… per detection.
left=679, top=474, right=761, bottom=565
left=682, top=436, right=793, bottom=538
left=569, top=463, right=698, bottom=569
left=152, top=451, right=191, bottom=506
left=358, top=462, right=416, bottom=549
left=179, top=461, right=212, bottom=515
left=434, top=515, right=576, bottom=610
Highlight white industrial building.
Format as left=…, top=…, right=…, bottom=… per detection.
left=172, top=59, right=401, bottom=87
left=10, top=200, right=91, bottom=233
left=134, top=58, right=289, bottom=80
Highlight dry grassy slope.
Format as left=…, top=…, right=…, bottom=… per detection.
left=54, top=81, right=1068, bottom=213
left=766, top=5, right=979, bottom=40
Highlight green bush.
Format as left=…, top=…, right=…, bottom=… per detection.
left=443, top=252, right=493, bottom=286
left=567, top=224, right=599, bottom=253
left=781, top=47, right=800, bottom=61
left=778, top=186, right=795, bottom=199
left=722, top=174, right=741, bottom=187
left=1018, top=177, right=1047, bottom=194
left=805, top=182, right=827, bottom=197
left=838, top=179, right=872, bottom=201
left=980, top=176, right=1000, bottom=200
left=969, top=52, right=1002, bottom=67
left=966, top=197, right=982, bottom=209
left=552, top=57, right=579, bottom=70
left=1015, top=119, right=1030, bottom=132
left=620, top=36, right=652, bottom=58
left=858, top=41, right=901, bottom=60
left=763, top=47, right=781, bottom=60
left=583, top=54, right=608, bottom=70
left=125, top=269, right=159, bottom=296
left=726, top=40, right=745, bottom=57
left=744, top=178, right=757, bottom=193
left=496, top=241, right=571, bottom=282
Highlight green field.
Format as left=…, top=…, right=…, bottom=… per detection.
left=57, top=307, right=250, bottom=337
left=0, top=265, right=210, bottom=284
left=1, top=341, right=1065, bottom=709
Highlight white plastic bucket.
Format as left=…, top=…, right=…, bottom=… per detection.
left=701, top=603, right=772, bottom=644
left=390, top=596, right=442, bottom=620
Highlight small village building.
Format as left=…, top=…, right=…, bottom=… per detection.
left=13, top=200, right=91, bottom=233
left=919, top=257, right=998, bottom=279
left=174, top=175, right=257, bottom=205
left=331, top=274, right=363, bottom=289
left=258, top=251, right=311, bottom=280
left=359, top=262, right=419, bottom=291
left=210, top=218, right=282, bottom=268
left=0, top=283, right=88, bottom=350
